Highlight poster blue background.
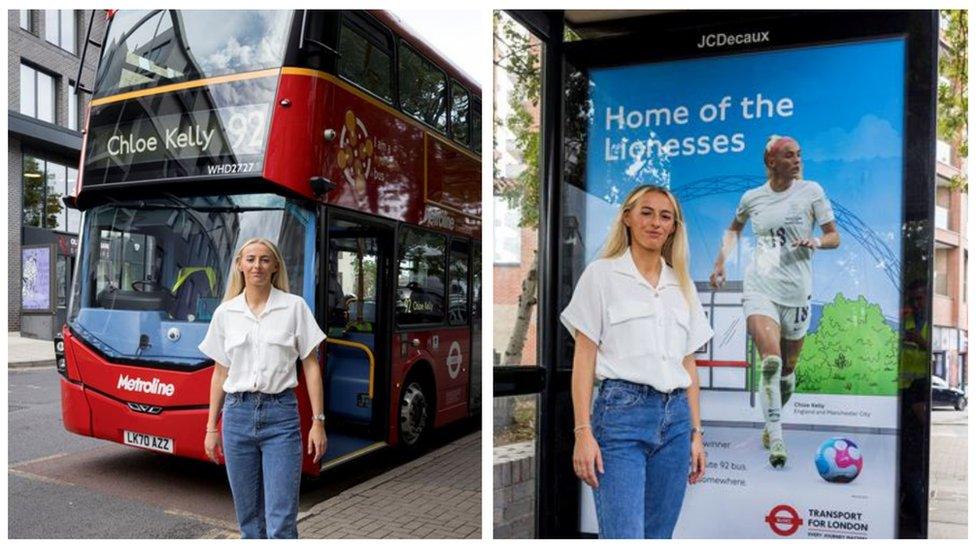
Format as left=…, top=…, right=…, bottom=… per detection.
left=582, top=38, right=905, bottom=319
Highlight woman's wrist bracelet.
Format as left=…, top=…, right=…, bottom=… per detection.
left=206, top=428, right=219, bottom=434
left=574, top=424, right=591, bottom=434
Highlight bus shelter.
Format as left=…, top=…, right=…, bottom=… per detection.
left=494, top=10, right=936, bottom=539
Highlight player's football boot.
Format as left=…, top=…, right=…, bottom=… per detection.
left=769, top=440, right=787, bottom=468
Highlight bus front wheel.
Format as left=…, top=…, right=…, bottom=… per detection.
left=398, top=379, right=431, bottom=449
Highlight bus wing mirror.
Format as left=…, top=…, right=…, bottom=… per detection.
left=309, top=176, right=337, bottom=197
left=62, top=194, right=78, bottom=210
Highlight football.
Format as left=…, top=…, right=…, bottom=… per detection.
left=814, top=437, right=863, bottom=483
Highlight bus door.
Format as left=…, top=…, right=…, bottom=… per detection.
left=320, top=212, right=393, bottom=463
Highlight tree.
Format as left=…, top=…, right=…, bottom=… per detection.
left=938, top=10, right=968, bottom=193
left=494, top=12, right=542, bottom=366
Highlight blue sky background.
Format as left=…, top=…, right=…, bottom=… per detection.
left=580, top=38, right=905, bottom=318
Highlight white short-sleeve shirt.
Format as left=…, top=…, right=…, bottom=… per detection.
left=198, top=286, right=326, bottom=394
left=734, top=179, right=835, bottom=306
left=559, top=248, right=713, bottom=392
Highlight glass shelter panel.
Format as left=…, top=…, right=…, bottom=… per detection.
left=561, top=37, right=908, bottom=538
left=492, top=10, right=544, bottom=540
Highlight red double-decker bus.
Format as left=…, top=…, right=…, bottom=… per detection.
left=57, top=10, right=482, bottom=476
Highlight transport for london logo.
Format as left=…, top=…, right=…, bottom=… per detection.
left=765, top=504, right=803, bottom=537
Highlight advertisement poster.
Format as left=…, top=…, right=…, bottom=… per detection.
left=22, top=246, right=54, bottom=312
left=573, top=38, right=905, bottom=538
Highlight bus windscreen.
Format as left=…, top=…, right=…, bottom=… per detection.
left=83, top=11, right=293, bottom=185
left=94, top=10, right=292, bottom=98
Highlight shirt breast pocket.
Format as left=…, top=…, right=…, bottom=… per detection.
left=223, top=332, right=249, bottom=364
left=606, top=301, right=659, bottom=359
left=264, top=330, right=297, bottom=370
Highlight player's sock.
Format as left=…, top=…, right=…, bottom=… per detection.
left=781, top=372, right=796, bottom=407
left=760, top=355, right=784, bottom=443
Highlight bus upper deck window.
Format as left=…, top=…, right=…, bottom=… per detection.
left=338, top=18, right=393, bottom=103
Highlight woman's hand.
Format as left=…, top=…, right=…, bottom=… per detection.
left=308, top=423, right=327, bottom=463
left=709, top=263, right=726, bottom=289
left=688, top=433, right=706, bottom=484
left=573, top=429, right=604, bottom=488
left=204, top=431, right=222, bottom=464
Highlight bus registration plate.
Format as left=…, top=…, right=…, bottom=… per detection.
left=123, top=430, right=173, bottom=454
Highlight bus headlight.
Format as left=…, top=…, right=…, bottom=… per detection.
left=57, top=357, right=67, bottom=375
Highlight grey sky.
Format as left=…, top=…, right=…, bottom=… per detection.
left=390, top=10, right=485, bottom=89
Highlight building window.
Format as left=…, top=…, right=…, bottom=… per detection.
left=22, top=155, right=80, bottom=233
left=338, top=16, right=393, bottom=103
left=20, top=10, right=34, bottom=33
left=935, top=186, right=952, bottom=231
left=450, top=81, right=470, bottom=145
left=68, top=83, right=78, bottom=131
left=396, top=228, right=446, bottom=325
left=67, top=82, right=88, bottom=131
left=934, top=248, right=950, bottom=296
left=936, top=139, right=952, bottom=165
left=20, top=63, right=56, bottom=124
left=398, top=43, right=447, bottom=132
left=45, top=10, right=76, bottom=54
left=494, top=195, right=522, bottom=265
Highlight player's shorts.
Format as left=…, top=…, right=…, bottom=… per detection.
left=742, top=292, right=811, bottom=341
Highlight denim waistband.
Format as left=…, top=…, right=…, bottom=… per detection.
left=601, top=378, right=685, bottom=397
left=229, top=389, right=295, bottom=402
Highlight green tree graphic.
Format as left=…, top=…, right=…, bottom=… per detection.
left=751, top=294, right=899, bottom=396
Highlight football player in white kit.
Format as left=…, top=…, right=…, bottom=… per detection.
left=709, top=135, right=840, bottom=468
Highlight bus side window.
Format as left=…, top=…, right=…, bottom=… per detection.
left=398, top=42, right=447, bottom=132
left=469, top=242, right=481, bottom=323
left=448, top=240, right=470, bottom=326
left=450, top=81, right=470, bottom=146
left=338, top=15, right=393, bottom=103
left=471, top=98, right=481, bottom=153
left=396, top=227, right=447, bottom=326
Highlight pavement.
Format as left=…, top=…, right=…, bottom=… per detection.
left=928, top=409, right=968, bottom=539
left=297, top=431, right=481, bottom=539
left=7, top=332, right=56, bottom=368
left=201, top=431, right=482, bottom=539
left=8, top=332, right=482, bottom=539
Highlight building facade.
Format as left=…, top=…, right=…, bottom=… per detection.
left=932, top=13, right=968, bottom=391
left=8, top=10, right=104, bottom=339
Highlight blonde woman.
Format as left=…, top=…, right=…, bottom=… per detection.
left=198, top=238, right=327, bottom=538
left=561, top=185, right=712, bottom=538
left=710, top=135, right=839, bottom=469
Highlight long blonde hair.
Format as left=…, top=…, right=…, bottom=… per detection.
left=600, top=185, right=695, bottom=305
left=222, top=237, right=290, bottom=302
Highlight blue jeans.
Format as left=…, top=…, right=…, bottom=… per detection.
left=221, top=390, right=303, bottom=539
left=592, top=379, right=691, bottom=539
